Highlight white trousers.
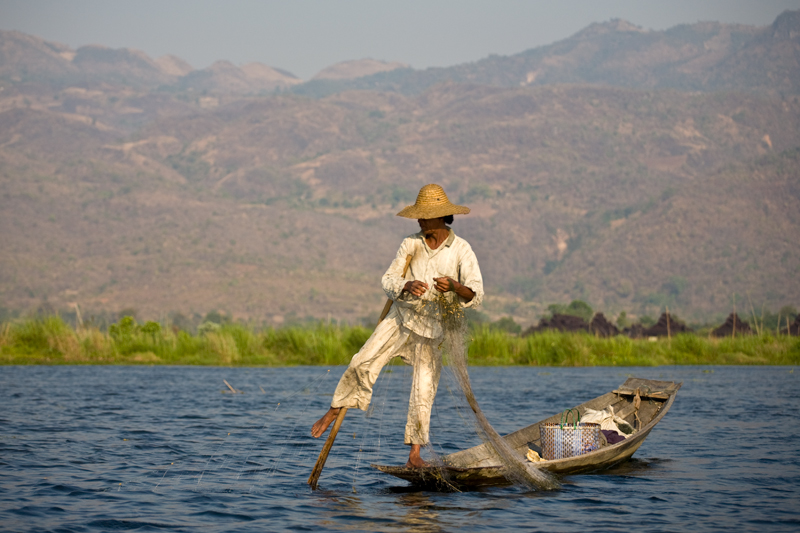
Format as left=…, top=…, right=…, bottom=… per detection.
left=331, top=307, right=442, bottom=445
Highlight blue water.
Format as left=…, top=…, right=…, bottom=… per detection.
left=1, top=365, right=798, bottom=532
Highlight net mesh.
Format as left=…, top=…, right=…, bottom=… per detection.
left=432, top=291, right=560, bottom=491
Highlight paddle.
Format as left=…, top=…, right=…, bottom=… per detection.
left=307, top=254, right=413, bottom=489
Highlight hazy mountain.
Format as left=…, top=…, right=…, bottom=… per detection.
left=177, top=60, right=301, bottom=94
left=0, top=30, right=301, bottom=93
left=241, top=62, right=301, bottom=87
left=154, top=55, right=194, bottom=77
left=71, top=44, right=177, bottom=87
left=705, top=10, right=800, bottom=96
left=312, top=59, right=409, bottom=80
left=0, top=30, right=78, bottom=81
left=1, top=13, right=799, bottom=327
left=1, top=81, right=797, bottom=325
left=4, top=10, right=798, bottom=96
left=293, top=10, right=800, bottom=98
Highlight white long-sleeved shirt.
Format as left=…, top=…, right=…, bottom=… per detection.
left=381, top=229, right=484, bottom=339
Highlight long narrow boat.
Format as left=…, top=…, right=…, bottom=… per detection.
left=372, top=377, right=681, bottom=488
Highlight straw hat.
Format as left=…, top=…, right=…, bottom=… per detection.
left=396, top=184, right=470, bottom=219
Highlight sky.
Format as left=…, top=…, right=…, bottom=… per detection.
left=2, top=0, right=799, bottom=80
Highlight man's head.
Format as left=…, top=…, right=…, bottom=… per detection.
left=417, top=216, right=450, bottom=235
left=396, top=184, right=470, bottom=220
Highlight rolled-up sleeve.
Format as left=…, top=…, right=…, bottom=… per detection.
left=458, top=243, right=484, bottom=309
left=381, top=238, right=414, bottom=301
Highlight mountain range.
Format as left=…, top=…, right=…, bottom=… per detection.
left=1, top=11, right=798, bottom=328
left=295, top=10, right=800, bottom=97
left=0, top=29, right=408, bottom=94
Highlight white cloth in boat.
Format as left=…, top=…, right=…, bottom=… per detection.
left=330, top=229, right=483, bottom=445
left=581, top=406, right=630, bottom=436
left=526, top=449, right=544, bottom=462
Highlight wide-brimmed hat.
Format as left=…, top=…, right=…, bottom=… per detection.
left=396, top=184, right=470, bottom=219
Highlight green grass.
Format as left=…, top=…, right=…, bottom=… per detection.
left=1, top=317, right=798, bottom=366
left=464, top=325, right=800, bottom=366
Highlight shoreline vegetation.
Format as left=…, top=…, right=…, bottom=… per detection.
left=1, top=316, right=798, bottom=366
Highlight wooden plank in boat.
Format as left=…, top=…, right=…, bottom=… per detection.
left=612, top=388, right=669, bottom=400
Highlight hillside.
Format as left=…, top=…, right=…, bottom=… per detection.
left=0, top=31, right=301, bottom=93
left=312, top=59, right=408, bottom=80
left=293, top=11, right=800, bottom=98
left=1, top=81, right=798, bottom=326
left=1, top=14, right=799, bottom=328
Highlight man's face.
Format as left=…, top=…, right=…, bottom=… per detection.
left=418, top=217, right=445, bottom=234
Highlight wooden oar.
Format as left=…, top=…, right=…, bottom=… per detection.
left=308, top=253, right=413, bottom=489
left=307, top=406, right=347, bottom=489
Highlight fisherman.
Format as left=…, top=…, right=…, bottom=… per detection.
left=311, top=184, right=484, bottom=468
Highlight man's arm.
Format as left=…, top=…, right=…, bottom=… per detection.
left=433, top=277, right=475, bottom=302
left=446, top=241, right=484, bottom=307
left=382, top=238, right=417, bottom=300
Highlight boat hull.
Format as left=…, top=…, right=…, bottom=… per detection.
left=372, top=377, right=680, bottom=488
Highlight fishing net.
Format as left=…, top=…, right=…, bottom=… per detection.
left=431, top=291, right=560, bottom=491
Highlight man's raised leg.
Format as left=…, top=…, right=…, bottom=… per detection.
left=314, top=314, right=409, bottom=438
left=311, top=407, right=340, bottom=438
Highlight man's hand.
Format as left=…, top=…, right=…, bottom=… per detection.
left=433, top=276, right=476, bottom=303
left=403, top=280, right=429, bottom=297
left=433, top=276, right=457, bottom=293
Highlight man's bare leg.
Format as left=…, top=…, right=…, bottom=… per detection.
left=405, top=444, right=430, bottom=468
left=311, top=407, right=340, bottom=438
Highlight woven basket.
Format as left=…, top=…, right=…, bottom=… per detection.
left=540, top=409, right=600, bottom=460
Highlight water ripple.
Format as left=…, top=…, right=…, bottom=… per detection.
left=1, top=366, right=798, bottom=532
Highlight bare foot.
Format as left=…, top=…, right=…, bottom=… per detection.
left=405, top=444, right=431, bottom=468
left=311, top=407, right=340, bottom=438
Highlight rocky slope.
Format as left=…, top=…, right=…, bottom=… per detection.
left=1, top=13, right=799, bottom=327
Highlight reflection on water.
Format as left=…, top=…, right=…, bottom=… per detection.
left=394, top=492, right=450, bottom=533
left=0, top=365, right=798, bottom=532
left=588, top=457, right=668, bottom=476
left=321, top=492, right=447, bottom=533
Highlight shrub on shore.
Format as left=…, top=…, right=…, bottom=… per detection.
left=465, top=325, right=798, bottom=366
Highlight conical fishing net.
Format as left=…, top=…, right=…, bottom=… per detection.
left=431, top=291, right=559, bottom=491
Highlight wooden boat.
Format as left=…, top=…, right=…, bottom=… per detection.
left=372, top=377, right=681, bottom=488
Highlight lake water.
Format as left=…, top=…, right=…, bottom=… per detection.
left=1, top=365, right=798, bottom=532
